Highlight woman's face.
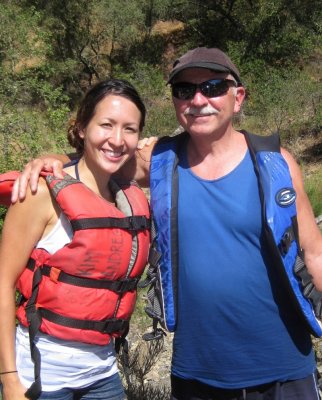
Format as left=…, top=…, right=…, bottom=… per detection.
left=80, top=94, right=141, bottom=177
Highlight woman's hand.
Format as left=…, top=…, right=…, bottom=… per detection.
left=1, top=373, right=28, bottom=399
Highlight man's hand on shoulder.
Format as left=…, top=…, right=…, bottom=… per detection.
left=137, top=136, right=158, bottom=150
left=115, top=136, right=158, bottom=188
left=11, top=154, right=68, bottom=203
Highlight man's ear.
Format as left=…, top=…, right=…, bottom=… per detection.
left=234, top=86, right=246, bottom=113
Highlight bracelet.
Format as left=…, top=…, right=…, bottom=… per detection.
left=0, top=370, right=17, bottom=375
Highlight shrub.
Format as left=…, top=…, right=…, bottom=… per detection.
left=243, top=67, right=321, bottom=139
left=305, top=169, right=322, bottom=217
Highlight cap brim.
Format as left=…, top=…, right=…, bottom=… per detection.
left=167, top=62, right=231, bottom=84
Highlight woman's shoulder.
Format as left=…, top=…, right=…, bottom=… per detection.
left=9, top=176, right=54, bottom=221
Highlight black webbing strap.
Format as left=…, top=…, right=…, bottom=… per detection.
left=115, top=324, right=131, bottom=386
left=26, top=258, right=36, bottom=271
left=39, top=308, right=129, bottom=334
left=24, top=268, right=43, bottom=400
left=71, top=216, right=150, bottom=231
left=40, top=265, right=140, bottom=292
left=26, top=261, right=140, bottom=293
left=278, top=225, right=296, bottom=256
left=141, top=242, right=166, bottom=341
left=294, top=255, right=322, bottom=318
left=244, top=130, right=322, bottom=335
left=138, top=245, right=161, bottom=289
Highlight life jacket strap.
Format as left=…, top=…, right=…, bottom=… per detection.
left=278, top=218, right=322, bottom=320
left=71, top=215, right=150, bottom=231
left=278, top=225, right=296, bottom=256
left=39, top=308, right=129, bottom=334
left=22, top=258, right=132, bottom=399
left=115, top=325, right=131, bottom=386
left=27, top=260, right=140, bottom=293
left=294, top=255, right=322, bottom=319
left=140, top=241, right=166, bottom=341
left=24, top=268, right=43, bottom=400
left=138, top=246, right=160, bottom=289
left=41, top=265, right=140, bottom=292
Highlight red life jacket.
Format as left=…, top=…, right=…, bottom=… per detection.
left=0, top=171, right=150, bottom=344
left=0, top=170, right=18, bottom=206
left=17, top=172, right=150, bottom=345
left=0, top=171, right=150, bottom=399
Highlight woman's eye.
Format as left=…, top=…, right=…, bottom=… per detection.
left=125, top=127, right=138, bottom=133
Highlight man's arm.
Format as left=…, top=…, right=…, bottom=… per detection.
left=11, top=153, right=70, bottom=202
left=281, top=148, right=322, bottom=290
left=11, top=137, right=159, bottom=202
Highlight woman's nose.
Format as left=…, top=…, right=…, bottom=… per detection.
left=109, top=127, right=124, bottom=146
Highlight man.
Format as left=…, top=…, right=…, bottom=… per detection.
left=11, top=47, right=322, bottom=399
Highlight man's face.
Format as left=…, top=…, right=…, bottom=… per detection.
left=171, top=68, right=245, bottom=138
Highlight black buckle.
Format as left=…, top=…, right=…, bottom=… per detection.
left=279, top=228, right=294, bottom=256
left=143, top=328, right=166, bottom=341
left=145, top=306, right=164, bottom=324
left=138, top=271, right=157, bottom=288
left=101, top=319, right=127, bottom=334
left=114, top=278, right=139, bottom=293
left=148, top=249, right=161, bottom=267
left=128, top=216, right=149, bottom=230
left=127, top=216, right=136, bottom=230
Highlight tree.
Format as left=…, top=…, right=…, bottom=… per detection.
left=171, top=0, right=321, bottom=69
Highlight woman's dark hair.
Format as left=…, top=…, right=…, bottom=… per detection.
left=68, top=79, right=146, bottom=154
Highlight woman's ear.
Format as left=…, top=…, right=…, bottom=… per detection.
left=79, top=129, right=85, bottom=139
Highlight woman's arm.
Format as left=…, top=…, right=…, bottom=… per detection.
left=281, top=148, right=322, bottom=289
left=0, top=181, right=55, bottom=399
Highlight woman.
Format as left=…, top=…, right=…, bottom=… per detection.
left=0, top=79, right=150, bottom=400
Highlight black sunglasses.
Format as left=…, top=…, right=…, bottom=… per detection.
left=171, top=79, right=237, bottom=100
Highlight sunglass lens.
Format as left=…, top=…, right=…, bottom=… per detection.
left=172, top=79, right=233, bottom=100
left=202, top=80, right=229, bottom=97
left=172, top=83, right=195, bottom=100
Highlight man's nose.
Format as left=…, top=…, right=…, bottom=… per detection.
left=191, top=89, right=208, bottom=107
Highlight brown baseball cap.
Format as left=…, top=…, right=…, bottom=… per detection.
left=168, top=47, right=242, bottom=85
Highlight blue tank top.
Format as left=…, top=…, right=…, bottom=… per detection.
left=172, top=147, right=315, bottom=388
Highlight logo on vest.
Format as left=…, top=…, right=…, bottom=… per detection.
left=275, top=187, right=296, bottom=207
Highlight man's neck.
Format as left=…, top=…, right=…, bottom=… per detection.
left=186, top=128, right=248, bottom=180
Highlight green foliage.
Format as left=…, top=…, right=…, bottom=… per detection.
left=0, top=2, right=45, bottom=67
left=0, top=70, right=71, bottom=173
left=0, top=2, right=321, bottom=396
left=243, top=68, right=321, bottom=139
left=180, top=0, right=321, bottom=68
left=0, top=0, right=320, bottom=226
left=305, top=169, right=322, bottom=217
left=0, top=207, right=7, bottom=232
left=113, top=62, right=178, bottom=137
left=0, top=106, right=70, bottom=173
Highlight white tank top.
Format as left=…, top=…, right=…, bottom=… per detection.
left=16, top=214, right=118, bottom=391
